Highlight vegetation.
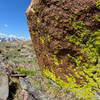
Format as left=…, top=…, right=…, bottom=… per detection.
left=96, top=0, right=100, bottom=9
left=43, top=19, right=100, bottom=100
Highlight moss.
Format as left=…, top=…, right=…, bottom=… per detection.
left=96, top=0, right=100, bottom=9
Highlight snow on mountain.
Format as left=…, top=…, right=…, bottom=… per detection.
left=0, top=33, right=27, bottom=42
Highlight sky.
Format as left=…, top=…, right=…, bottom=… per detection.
left=0, top=0, right=31, bottom=39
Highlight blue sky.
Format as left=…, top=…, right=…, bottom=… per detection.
left=0, top=0, right=31, bottom=39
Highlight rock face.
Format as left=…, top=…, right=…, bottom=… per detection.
left=0, top=65, right=9, bottom=100
left=26, top=0, right=100, bottom=99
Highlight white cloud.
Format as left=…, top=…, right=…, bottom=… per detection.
left=4, top=24, right=8, bottom=28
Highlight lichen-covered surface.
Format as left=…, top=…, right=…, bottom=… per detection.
left=26, top=0, right=100, bottom=99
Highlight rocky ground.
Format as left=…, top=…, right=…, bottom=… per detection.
left=0, top=40, right=79, bottom=100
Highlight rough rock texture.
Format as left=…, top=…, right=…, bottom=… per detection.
left=0, top=65, right=9, bottom=100
left=26, top=0, right=100, bottom=99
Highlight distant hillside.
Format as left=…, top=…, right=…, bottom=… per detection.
left=0, top=33, right=27, bottom=42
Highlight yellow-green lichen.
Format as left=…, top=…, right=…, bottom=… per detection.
left=85, top=6, right=90, bottom=10
left=56, top=0, right=62, bottom=1
left=33, top=9, right=35, bottom=14
left=96, top=0, right=100, bottom=9
left=47, top=34, right=50, bottom=42
left=73, top=21, right=85, bottom=30
left=32, top=31, right=35, bottom=35
left=60, top=59, right=63, bottom=64
left=54, top=50, right=59, bottom=54
left=53, top=55, right=59, bottom=66
left=37, top=18, right=41, bottom=23
left=37, top=29, right=41, bottom=34
left=94, top=14, right=100, bottom=22
left=40, top=36, right=45, bottom=45
left=66, top=35, right=80, bottom=45
left=55, top=16, right=59, bottom=21
left=36, top=6, right=43, bottom=12
left=43, top=68, right=97, bottom=100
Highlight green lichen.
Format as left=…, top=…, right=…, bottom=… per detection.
left=85, top=6, right=90, bottom=10
left=66, top=35, right=80, bottom=45
left=54, top=50, right=59, bottom=54
left=55, top=16, right=59, bottom=21
left=37, top=18, right=41, bottom=23
left=56, top=0, right=61, bottom=1
left=60, top=59, right=63, bottom=64
left=96, top=0, right=100, bottom=9
left=53, top=55, right=59, bottom=66
left=37, top=29, right=41, bottom=34
left=36, top=6, right=43, bottom=12
left=33, top=9, right=35, bottom=14
left=61, top=20, right=100, bottom=99
left=73, top=21, right=85, bottom=30
left=47, top=34, right=50, bottom=42
left=40, top=36, right=45, bottom=45
left=59, top=20, right=63, bottom=23
left=46, top=54, right=49, bottom=57
left=94, top=14, right=100, bottom=22
left=32, top=31, right=35, bottom=35
left=43, top=67, right=98, bottom=100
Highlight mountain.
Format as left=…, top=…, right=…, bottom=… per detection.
left=0, top=33, right=27, bottom=42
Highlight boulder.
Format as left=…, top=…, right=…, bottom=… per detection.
left=26, top=0, right=100, bottom=99
left=19, top=77, right=49, bottom=100
left=0, top=72, right=9, bottom=100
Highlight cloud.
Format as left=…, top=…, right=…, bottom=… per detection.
left=4, top=24, right=8, bottom=28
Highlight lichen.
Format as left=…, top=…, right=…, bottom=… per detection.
left=72, top=21, right=85, bottom=30
left=37, top=18, right=41, bottom=23
left=55, top=16, right=59, bottom=21
left=53, top=55, right=59, bottom=66
left=36, top=6, right=43, bottom=12
left=40, top=36, right=45, bottom=45
left=43, top=67, right=98, bottom=100
left=94, top=14, right=100, bottom=22
left=32, top=31, right=35, bottom=35
left=47, top=34, right=50, bottom=42
left=33, top=9, right=35, bottom=14
left=96, top=0, right=100, bottom=9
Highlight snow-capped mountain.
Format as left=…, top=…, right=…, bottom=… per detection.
left=0, top=33, right=27, bottom=42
